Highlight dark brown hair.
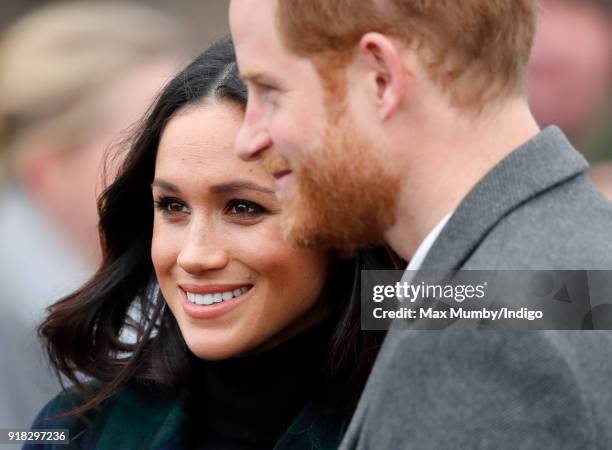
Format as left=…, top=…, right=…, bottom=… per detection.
left=39, top=37, right=400, bottom=417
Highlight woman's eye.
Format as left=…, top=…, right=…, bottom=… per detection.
left=225, top=199, right=266, bottom=218
left=154, top=198, right=189, bottom=216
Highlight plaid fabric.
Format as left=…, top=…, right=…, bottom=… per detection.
left=25, top=385, right=348, bottom=449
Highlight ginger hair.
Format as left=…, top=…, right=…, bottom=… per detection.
left=276, top=0, right=539, bottom=106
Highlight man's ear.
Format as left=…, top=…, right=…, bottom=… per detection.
left=357, top=32, right=408, bottom=121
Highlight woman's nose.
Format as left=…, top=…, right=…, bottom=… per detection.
left=177, top=226, right=229, bottom=274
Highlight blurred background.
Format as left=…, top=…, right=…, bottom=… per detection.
left=0, top=0, right=228, bottom=437
left=0, top=0, right=610, bottom=438
left=529, top=0, right=612, bottom=197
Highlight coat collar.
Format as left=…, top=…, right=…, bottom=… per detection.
left=82, top=387, right=347, bottom=449
left=420, top=126, right=588, bottom=271
left=78, top=387, right=187, bottom=449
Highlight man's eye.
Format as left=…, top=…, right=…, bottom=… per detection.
left=252, top=79, right=274, bottom=91
left=154, top=197, right=189, bottom=215
left=255, top=83, right=278, bottom=103
left=225, top=199, right=266, bottom=217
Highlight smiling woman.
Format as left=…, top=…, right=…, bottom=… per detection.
left=27, top=38, right=400, bottom=450
left=151, top=101, right=331, bottom=360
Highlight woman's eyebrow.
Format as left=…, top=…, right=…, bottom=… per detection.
left=151, top=179, right=179, bottom=192
left=209, top=181, right=275, bottom=195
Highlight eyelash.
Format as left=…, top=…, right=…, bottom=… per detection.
left=224, top=199, right=268, bottom=218
left=153, top=197, right=268, bottom=220
left=154, top=197, right=188, bottom=216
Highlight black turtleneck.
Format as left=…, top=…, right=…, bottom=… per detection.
left=183, top=322, right=333, bottom=450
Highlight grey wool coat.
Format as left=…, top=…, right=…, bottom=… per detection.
left=341, top=127, right=612, bottom=449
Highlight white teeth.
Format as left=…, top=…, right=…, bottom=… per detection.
left=186, top=286, right=251, bottom=305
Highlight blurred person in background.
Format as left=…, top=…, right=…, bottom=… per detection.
left=0, top=1, right=186, bottom=431
left=528, top=0, right=612, bottom=198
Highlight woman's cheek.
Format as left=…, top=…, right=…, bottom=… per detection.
left=228, top=221, right=287, bottom=266
left=151, top=223, right=180, bottom=276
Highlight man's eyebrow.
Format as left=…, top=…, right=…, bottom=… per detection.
left=151, top=179, right=179, bottom=192
left=209, top=181, right=275, bottom=195
left=240, top=71, right=278, bottom=85
left=239, top=70, right=263, bottom=82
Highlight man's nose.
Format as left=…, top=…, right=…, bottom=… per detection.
left=234, top=102, right=272, bottom=161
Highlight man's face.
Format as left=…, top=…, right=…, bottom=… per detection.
left=230, top=0, right=400, bottom=248
left=230, top=0, right=328, bottom=179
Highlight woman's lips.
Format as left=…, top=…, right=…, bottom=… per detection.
left=180, top=284, right=253, bottom=320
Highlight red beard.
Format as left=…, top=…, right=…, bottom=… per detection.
left=262, top=117, right=401, bottom=249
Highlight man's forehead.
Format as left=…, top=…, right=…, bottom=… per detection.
left=230, top=0, right=287, bottom=75
left=229, top=0, right=276, bottom=41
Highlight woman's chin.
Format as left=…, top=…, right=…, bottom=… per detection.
left=186, top=339, right=237, bottom=361
left=185, top=334, right=257, bottom=361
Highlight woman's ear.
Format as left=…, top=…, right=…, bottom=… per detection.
left=357, top=32, right=409, bottom=121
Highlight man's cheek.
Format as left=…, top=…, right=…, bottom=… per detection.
left=275, top=114, right=320, bottom=156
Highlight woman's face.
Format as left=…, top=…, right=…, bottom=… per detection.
left=151, top=101, right=330, bottom=360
